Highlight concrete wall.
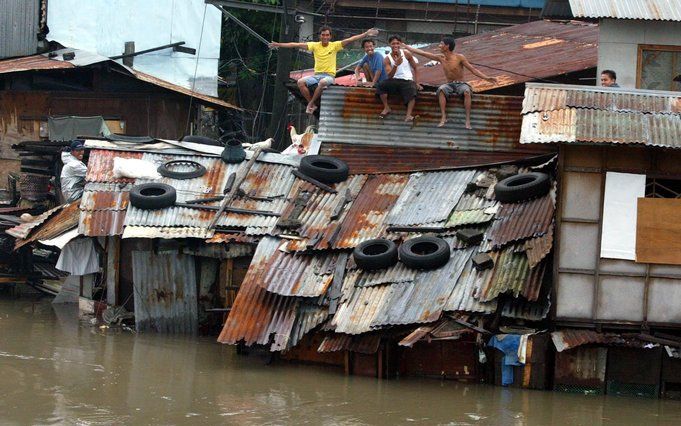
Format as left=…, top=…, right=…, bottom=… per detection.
left=598, top=18, right=681, bottom=89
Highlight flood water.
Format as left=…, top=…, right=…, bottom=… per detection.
left=1, top=297, right=681, bottom=425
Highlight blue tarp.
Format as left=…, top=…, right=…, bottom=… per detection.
left=488, top=334, right=523, bottom=386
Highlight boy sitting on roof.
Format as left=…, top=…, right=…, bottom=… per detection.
left=354, top=38, right=386, bottom=88
left=270, top=26, right=379, bottom=114
left=401, top=37, right=497, bottom=129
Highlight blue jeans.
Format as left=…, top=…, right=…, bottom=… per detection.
left=304, top=73, right=335, bottom=88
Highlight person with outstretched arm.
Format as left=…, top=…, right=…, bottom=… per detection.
left=376, top=35, right=421, bottom=123
left=270, top=26, right=379, bottom=114
left=401, top=37, right=497, bottom=129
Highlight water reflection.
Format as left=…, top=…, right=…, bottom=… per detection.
left=0, top=297, right=680, bottom=425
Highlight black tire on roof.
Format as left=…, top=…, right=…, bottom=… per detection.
left=157, top=160, right=207, bottom=180
left=129, top=183, right=177, bottom=210
left=494, top=172, right=551, bottom=203
left=398, top=236, right=451, bottom=270
left=353, top=238, right=398, bottom=271
left=298, top=155, right=349, bottom=184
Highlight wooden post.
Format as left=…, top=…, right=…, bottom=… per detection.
left=123, top=41, right=135, bottom=67
left=208, top=147, right=264, bottom=230
left=344, top=351, right=353, bottom=376
left=377, top=344, right=384, bottom=379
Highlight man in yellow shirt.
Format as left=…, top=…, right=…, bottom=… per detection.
left=270, top=26, right=378, bottom=114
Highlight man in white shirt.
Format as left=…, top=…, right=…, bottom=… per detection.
left=60, top=140, right=87, bottom=202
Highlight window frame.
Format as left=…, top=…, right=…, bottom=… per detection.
left=636, top=44, right=681, bottom=90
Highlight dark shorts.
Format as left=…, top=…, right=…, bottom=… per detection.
left=437, top=81, right=472, bottom=97
left=376, top=79, right=418, bottom=104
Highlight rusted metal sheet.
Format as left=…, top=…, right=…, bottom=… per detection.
left=386, top=170, right=476, bottom=226
left=0, top=54, right=73, bottom=74
left=288, top=304, right=328, bottom=350
left=205, top=232, right=258, bottom=244
left=6, top=204, right=67, bottom=239
left=181, top=243, right=253, bottom=259
left=446, top=209, right=496, bottom=228
left=318, top=333, right=381, bottom=354
left=371, top=246, right=474, bottom=328
left=261, top=251, right=337, bottom=298
left=524, top=224, right=554, bottom=268
left=332, top=281, right=392, bottom=335
left=329, top=174, right=408, bottom=249
left=568, top=0, right=681, bottom=21
left=80, top=184, right=132, bottom=210
left=122, top=226, right=214, bottom=240
left=85, top=150, right=143, bottom=183
left=80, top=210, right=126, bottom=237
left=318, top=143, right=553, bottom=175
left=351, top=262, right=417, bottom=287
left=445, top=254, right=498, bottom=314
left=521, top=83, right=681, bottom=148
left=487, top=194, right=554, bottom=249
left=522, top=83, right=681, bottom=115
left=552, top=329, right=619, bottom=352
left=14, top=201, right=80, bottom=249
left=502, top=297, right=550, bottom=321
left=318, top=86, right=533, bottom=151
left=280, top=175, right=368, bottom=244
left=218, top=237, right=300, bottom=350
left=131, top=250, right=198, bottom=334
left=478, top=248, right=546, bottom=302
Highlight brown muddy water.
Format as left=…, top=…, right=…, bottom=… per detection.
left=1, top=297, right=681, bottom=425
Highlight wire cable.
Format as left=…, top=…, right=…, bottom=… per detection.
left=185, top=3, right=209, bottom=135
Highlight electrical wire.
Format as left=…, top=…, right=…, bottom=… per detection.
left=185, top=3, right=209, bottom=135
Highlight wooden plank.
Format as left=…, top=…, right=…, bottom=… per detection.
left=636, top=198, right=681, bottom=265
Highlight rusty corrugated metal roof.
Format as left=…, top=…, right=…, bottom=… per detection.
left=288, top=304, right=328, bottom=350
left=370, top=246, right=473, bottom=328
left=520, top=83, right=681, bottom=148
left=524, top=224, right=554, bottom=268
left=478, top=248, right=547, bottom=302
left=445, top=254, right=498, bottom=314
left=317, top=333, right=381, bottom=354
left=486, top=194, right=554, bottom=249
left=568, top=0, right=681, bottom=21
left=332, top=281, right=392, bottom=335
left=0, top=50, right=237, bottom=109
left=552, top=329, right=620, bottom=352
left=318, top=86, right=538, bottom=152
left=351, top=262, right=416, bottom=287
left=502, top=297, right=551, bottom=321
left=218, top=237, right=300, bottom=350
left=319, top=143, right=553, bottom=175
left=6, top=204, right=68, bottom=239
left=261, top=251, right=337, bottom=298
left=386, top=170, right=476, bottom=226
left=14, top=202, right=80, bottom=249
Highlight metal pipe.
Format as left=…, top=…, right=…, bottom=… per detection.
left=110, top=42, right=187, bottom=59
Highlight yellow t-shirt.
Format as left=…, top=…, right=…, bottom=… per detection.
left=307, top=41, right=343, bottom=76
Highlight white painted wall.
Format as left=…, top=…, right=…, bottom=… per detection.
left=46, top=0, right=221, bottom=96
left=598, top=18, right=681, bottom=89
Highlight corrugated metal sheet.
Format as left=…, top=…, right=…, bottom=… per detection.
left=521, top=83, right=681, bottom=148
left=280, top=175, right=368, bottom=245
left=524, top=224, right=554, bottom=268
left=446, top=209, right=496, bottom=228
left=205, top=232, right=258, bottom=244
left=445, top=254, right=498, bottom=314
left=568, top=0, right=681, bottom=21
left=261, top=251, right=337, bottom=298
left=487, top=194, right=554, bottom=249
left=317, top=333, right=381, bottom=354
left=552, top=329, right=620, bottom=352
left=371, top=246, right=474, bottom=328
left=80, top=210, right=127, bottom=237
left=332, top=279, right=392, bottom=335
left=352, top=262, right=417, bottom=287
left=319, top=143, right=554, bottom=175
left=478, top=248, right=546, bottom=302
left=6, top=204, right=67, bottom=239
left=386, top=170, right=476, bottom=226
left=0, top=0, right=40, bottom=59
left=122, top=226, right=215, bottom=240
left=502, top=297, right=550, bottom=321
left=522, top=83, right=681, bottom=115
left=287, top=304, right=328, bottom=350
left=218, top=237, right=300, bottom=350
left=132, top=251, right=198, bottom=334
left=14, top=202, right=80, bottom=249
left=181, top=243, right=253, bottom=259
left=319, top=86, right=538, bottom=152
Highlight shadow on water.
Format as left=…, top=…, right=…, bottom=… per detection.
left=1, top=297, right=681, bottom=425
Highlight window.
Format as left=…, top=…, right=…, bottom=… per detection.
left=646, top=177, right=681, bottom=198
left=637, top=45, right=681, bottom=91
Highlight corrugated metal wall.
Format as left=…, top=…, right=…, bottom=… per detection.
left=132, top=250, right=198, bottom=334
left=0, top=0, right=40, bottom=59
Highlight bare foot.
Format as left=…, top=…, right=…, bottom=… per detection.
left=437, top=117, right=447, bottom=128
left=306, top=104, right=318, bottom=114
left=465, top=121, right=472, bottom=130
left=379, top=107, right=392, bottom=118
left=404, top=115, right=414, bottom=122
